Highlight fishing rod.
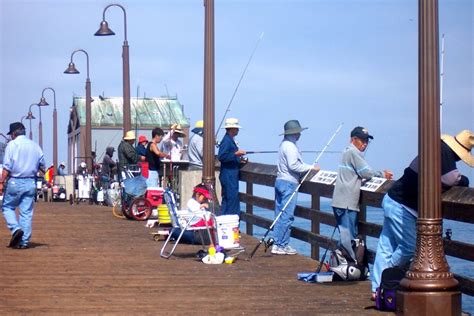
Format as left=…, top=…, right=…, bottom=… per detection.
left=248, top=123, right=344, bottom=260
left=315, top=226, right=338, bottom=273
left=245, top=150, right=341, bottom=154
left=440, top=33, right=445, bottom=130
left=215, top=32, right=265, bottom=140
left=0, top=133, right=9, bottom=142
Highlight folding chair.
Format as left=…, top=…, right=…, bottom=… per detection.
left=160, top=189, right=217, bottom=259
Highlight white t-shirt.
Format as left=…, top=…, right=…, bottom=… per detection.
left=184, top=198, right=212, bottom=226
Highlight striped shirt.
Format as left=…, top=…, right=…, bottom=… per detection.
left=332, top=143, right=382, bottom=211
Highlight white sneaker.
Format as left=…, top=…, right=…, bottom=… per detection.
left=271, top=245, right=297, bottom=255
left=271, top=245, right=286, bottom=255
left=282, top=245, right=297, bottom=255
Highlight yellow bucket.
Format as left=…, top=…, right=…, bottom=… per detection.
left=158, top=204, right=171, bottom=224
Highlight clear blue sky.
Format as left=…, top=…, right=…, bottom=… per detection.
left=0, top=0, right=472, bottom=182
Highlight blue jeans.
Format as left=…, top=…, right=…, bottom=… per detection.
left=146, top=170, right=159, bottom=187
left=219, top=168, right=240, bottom=216
left=332, top=207, right=358, bottom=260
left=371, top=194, right=417, bottom=292
left=2, top=178, right=37, bottom=246
left=273, top=179, right=298, bottom=247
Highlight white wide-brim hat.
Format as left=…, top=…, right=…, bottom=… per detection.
left=123, top=130, right=136, bottom=140
left=223, top=118, right=242, bottom=129
left=441, top=130, right=474, bottom=167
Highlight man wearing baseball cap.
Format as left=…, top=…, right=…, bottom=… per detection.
left=332, top=126, right=392, bottom=261
left=1, top=122, right=45, bottom=249
left=188, top=120, right=204, bottom=170
left=371, top=129, right=473, bottom=300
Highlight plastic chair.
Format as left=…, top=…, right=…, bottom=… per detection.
left=160, top=189, right=216, bottom=259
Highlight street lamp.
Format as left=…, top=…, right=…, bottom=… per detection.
left=34, top=102, right=47, bottom=148
left=26, top=103, right=37, bottom=141
left=64, top=49, right=92, bottom=173
left=95, top=3, right=131, bottom=135
left=39, top=87, right=58, bottom=174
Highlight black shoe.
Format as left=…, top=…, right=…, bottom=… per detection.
left=8, top=229, right=24, bottom=248
left=14, top=244, right=29, bottom=249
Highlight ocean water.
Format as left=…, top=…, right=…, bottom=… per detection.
left=240, top=199, right=474, bottom=314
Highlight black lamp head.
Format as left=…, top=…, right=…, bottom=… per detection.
left=94, top=20, right=115, bottom=36
left=64, top=62, right=79, bottom=74
left=39, top=97, right=49, bottom=106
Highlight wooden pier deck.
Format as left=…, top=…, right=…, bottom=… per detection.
left=0, top=201, right=380, bottom=315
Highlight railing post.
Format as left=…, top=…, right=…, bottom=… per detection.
left=311, top=193, right=321, bottom=260
left=246, top=181, right=254, bottom=236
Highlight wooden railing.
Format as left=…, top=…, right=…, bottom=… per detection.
left=239, top=162, right=474, bottom=296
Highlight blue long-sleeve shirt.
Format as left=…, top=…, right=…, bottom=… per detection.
left=218, top=133, right=240, bottom=170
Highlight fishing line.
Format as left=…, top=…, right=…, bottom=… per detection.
left=215, top=32, right=265, bottom=140
left=245, top=150, right=341, bottom=154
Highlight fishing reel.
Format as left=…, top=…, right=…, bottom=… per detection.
left=263, top=238, right=275, bottom=252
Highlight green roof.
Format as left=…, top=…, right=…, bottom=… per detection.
left=72, top=96, right=190, bottom=128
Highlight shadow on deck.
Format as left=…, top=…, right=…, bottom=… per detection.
left=0, top=201, right=381, bottom=315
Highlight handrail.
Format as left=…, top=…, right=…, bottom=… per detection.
left=239, top=161, right=474, bottom=296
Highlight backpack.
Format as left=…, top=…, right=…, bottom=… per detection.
left=375, top=266, right=406, bottom=311
left=329, top=237, right=369, bottom=281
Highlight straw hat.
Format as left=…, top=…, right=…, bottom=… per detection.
left=223, top=118, right=242, bottom=129
left=123, top=130, right=136, bottom=140
left=173, top=124, right=186, bottom=136
left=195, top=120, right=204, bottom=128
left=442, top=130, right=474, bottom=167
left=280, top=120, right=307, bottom=136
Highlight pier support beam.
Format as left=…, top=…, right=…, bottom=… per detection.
left=202, top=0, right=219, bottom=208
left=397, top=0, right=461, bottom=314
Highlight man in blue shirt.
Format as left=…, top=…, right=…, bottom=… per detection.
left=217, top=118, right=246, bottom=215
left=0, top=122, right=45, bottom=249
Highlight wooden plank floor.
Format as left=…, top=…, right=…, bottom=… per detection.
left=0, top=201, right=382, bottom=315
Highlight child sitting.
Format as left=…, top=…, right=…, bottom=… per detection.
left=185, top=183, right=214, bottom=227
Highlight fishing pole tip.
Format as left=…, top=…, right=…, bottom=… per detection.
left=260, top=32, right=265, bottom=38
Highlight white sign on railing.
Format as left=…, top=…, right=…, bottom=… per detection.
left=360, top=177, right=387, bottom=192
left=310, top=170, right=338, bottom=185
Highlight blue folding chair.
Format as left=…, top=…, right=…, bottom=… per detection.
left=160, top=189, right=216, bottom=259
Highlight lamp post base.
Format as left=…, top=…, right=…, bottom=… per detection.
left=397, top=290, right=461, bottom=315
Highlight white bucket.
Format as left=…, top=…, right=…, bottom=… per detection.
left=216, top=215, right=240, bottom=249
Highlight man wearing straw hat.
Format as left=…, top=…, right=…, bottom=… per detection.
left=118, top=130, right=138, bottom=175
left=272, top=120, right=319, bottom=255
left=371, top=129, right=473, bottom=300
left=217, top=118, right=246, bottom=216
left=162, top=124, right=186, bottom=161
